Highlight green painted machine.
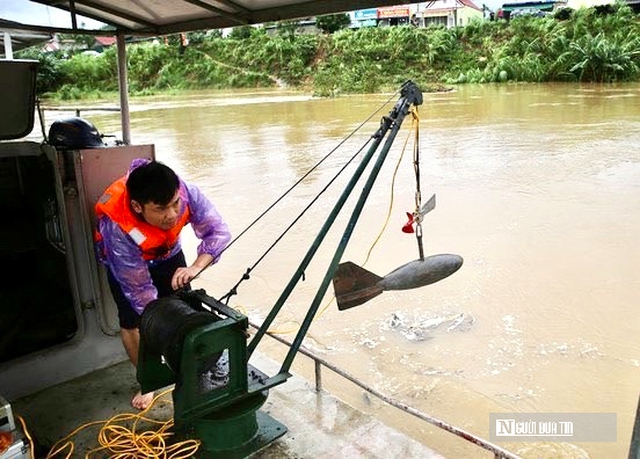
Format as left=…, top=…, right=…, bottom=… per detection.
left=138, top=290, right=286, bottom=458
left=135, top=81, right=460, bottom=458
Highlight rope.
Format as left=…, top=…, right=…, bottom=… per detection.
left=310, top=106, right=422, bottom=331
left=219, top=138, right=369, bottom=304
left=44, top=388, right=201, bottom=459
left=220, top=97, right=423, bottom=348
left=362, top=106, right=418, bottom=267
left=214, top=91, right=404, bottom=304
left=260, top=104, right=421, bottom=339
left=199, top=91, right=399, bottom=301
left=410, top=107, right=425, bottom=260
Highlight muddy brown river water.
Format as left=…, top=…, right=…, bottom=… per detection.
left=85, top=82, right=640, bottom=458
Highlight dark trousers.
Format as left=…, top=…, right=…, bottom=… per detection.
left=107, top=250, right=187, bottom=330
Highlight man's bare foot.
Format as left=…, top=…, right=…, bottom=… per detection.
left=131, top=390, right=154, bottom=410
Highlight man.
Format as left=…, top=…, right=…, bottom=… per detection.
left=95, top=158, right=231, bottom=410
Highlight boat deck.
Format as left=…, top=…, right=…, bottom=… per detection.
left=11, top=352, right=445, bottom=458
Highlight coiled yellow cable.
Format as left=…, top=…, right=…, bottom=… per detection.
left=44, top=388, right=200, bottom=459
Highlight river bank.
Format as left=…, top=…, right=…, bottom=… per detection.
left=19, top=2, right=640, bottom=101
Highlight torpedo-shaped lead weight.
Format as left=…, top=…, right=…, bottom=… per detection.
left=332, top=253, right=463, bottom=311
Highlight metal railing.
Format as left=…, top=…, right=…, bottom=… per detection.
left=255, top=322, right=521, bottom=459
left=630, top=396, right=640, bottom=459
left=41, top=106, right=121, bottom=116
left=39, top=101, right=516, bottom=458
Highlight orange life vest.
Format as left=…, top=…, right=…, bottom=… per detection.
left=95, top=176, right=191, bottom=260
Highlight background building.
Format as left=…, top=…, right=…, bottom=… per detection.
left=417, top=0, right=484, bottom=27
left=350, top=1, right=483, bottom=29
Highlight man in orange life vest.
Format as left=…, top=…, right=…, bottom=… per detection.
left=95, top=158, right=231, bottom=410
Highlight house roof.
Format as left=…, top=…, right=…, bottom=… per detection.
left=421, top=0, right=483, bottom=13
left=459, top=0, right=484, bottom=10
left=94, top=36, right=116, bottom=46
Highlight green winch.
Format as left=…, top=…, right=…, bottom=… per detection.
left=137, top=81, right=436, bottom=458
left=138, top=290, right=286, bottom=458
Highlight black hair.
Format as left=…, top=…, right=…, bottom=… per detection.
left=126, top=161, right=180, bottom=205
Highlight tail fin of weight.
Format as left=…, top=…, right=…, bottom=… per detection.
left=332, top=262, right=384, bottom=311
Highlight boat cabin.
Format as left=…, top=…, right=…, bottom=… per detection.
left=0, top=58, right=157, bottom=401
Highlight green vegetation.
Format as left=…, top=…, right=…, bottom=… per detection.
left=315, top=13, right=352, bottom=34
left=16, top=1, right=640, bottom=100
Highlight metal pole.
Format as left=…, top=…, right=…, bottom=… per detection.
left=279, top=84, right=420, bottom=376
left=3, top=32, right=13, bottom=59
left=116, top=32, right=131, bottom=144
left=314, top=360, right=322, bottom=392
left=246, top=109, right=394, bottom=360
left=69, top=0, right=78, bottom=30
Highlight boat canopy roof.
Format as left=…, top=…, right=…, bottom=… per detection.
left=0, top=20, right=52, bottom=51
left=20, top=0, right=420, bottom=35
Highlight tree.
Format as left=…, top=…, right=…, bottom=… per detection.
left=58, top=33, right=96, bottom=51
left=14, top=49, right=62, bottom=94
left=315, top=13, right=351, bottom=34
left=277, top=19, right=299, bottom=39
left=229, top=25, right=255, bottom=40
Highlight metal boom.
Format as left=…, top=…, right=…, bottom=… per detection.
left=247, top=80, right=423, bottom=392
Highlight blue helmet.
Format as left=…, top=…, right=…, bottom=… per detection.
left=48, top=116, right=105, bottom=149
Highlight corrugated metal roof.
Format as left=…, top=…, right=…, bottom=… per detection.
left=25, top=0, right=423, bottom=35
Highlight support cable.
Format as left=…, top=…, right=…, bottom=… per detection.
left=218, top=136, right=374, bottom=304
left=215, top=91, right=402, bottom=303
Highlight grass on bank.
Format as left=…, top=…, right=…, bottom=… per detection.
left=17, top=1, right=640, bottom=101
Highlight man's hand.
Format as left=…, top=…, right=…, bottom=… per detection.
left=171, top=253, right=214, bottom=290
left=171, top=265, right=201, bottom=290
